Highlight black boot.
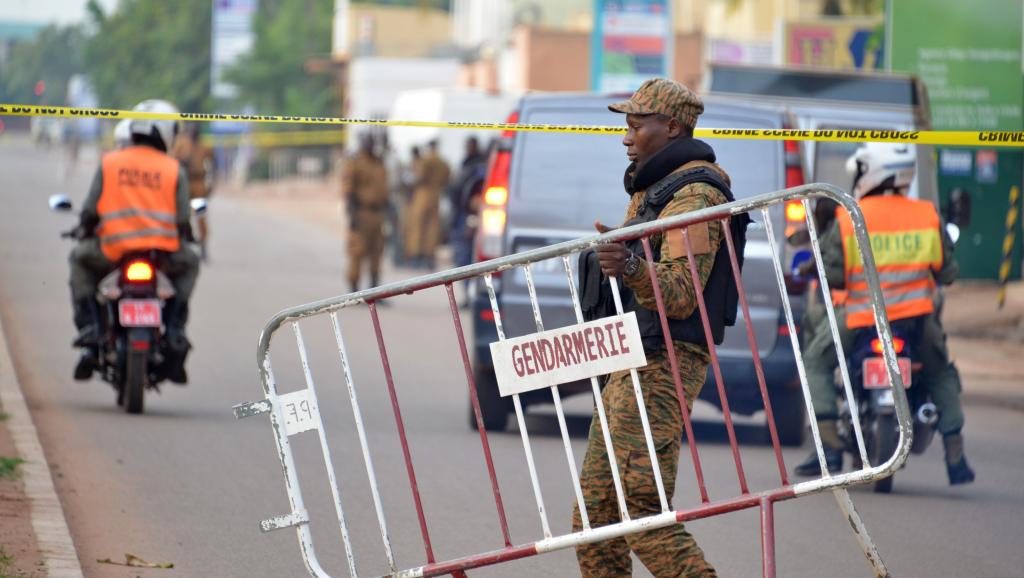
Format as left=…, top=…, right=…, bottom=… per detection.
left=944, top=433, right=975, bottom=485
left=71, top=297, right=100, bottom=381
left=794, top=446, right=844, bottom=477
left=162, top=298, right=191, bottom=384
left=794, top=420, right=844, bottom=476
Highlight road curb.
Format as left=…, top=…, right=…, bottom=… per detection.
left=0, top=315, right=84, bottom=577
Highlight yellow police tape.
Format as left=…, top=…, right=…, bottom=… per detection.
left=202, top=130, right=346, bottom=147
left=5, top=103, right=1024, bottom=147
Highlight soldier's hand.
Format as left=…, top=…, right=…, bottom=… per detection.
left=594, top=220, right=628, bottom=277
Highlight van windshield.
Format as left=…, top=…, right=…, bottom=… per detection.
left=516, top=108, right=780, bottom=202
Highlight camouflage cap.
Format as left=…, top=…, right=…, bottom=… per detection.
left=608, top=78, right=704, bottom=130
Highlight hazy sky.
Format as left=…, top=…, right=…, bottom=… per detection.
left=2, top=0, right=120, bottom=25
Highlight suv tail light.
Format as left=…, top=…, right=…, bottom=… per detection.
left=124, top=260, right=154, bottom=283
left=476, top=110, right=517, bottom=263
left=784, top=136, right=805, bottom=189
left=785, top=199, right=806, bottom=223
left=782, top=120, right=809, bottom=295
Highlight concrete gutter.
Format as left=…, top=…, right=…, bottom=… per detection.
left=0, top=315, right=83, bottom=577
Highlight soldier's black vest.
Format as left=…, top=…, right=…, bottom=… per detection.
left=580, top=166, right=751, bottom=351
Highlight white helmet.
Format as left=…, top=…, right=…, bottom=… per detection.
left=113, top=118, right=132, bottom=148
left=128, top=99, right=181, bottom=151
left=845, top=141, right=916, bottom=200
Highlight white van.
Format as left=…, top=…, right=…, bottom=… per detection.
left=386, top=88, right=519, bottom=167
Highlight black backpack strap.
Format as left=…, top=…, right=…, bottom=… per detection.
left=638, top=166, right=735, bottom=220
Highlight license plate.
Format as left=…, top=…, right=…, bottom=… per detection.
left=863, top=357, right=912, bottom=389
left=119, top=299, right=162, bottom=328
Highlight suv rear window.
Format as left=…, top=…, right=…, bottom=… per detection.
left=515, top=108, right=624, bottom=202
left=515, top=107, right=780, bottom=201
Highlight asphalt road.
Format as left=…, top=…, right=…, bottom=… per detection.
left=1, top=140, right=1022, bottom=578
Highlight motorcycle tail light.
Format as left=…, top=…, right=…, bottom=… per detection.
left=871, top=337, right=905, bottom=355
left=125, top=260, right=154, bottom=283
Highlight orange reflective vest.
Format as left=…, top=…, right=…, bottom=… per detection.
left=837, top=195, right=942, bottom=329
left=96, top=146, right=181, bottom=262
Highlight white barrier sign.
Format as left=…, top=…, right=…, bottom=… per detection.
left=490, top=312, right=648, bottom=397
left=277, top=389, right=318, bottom=436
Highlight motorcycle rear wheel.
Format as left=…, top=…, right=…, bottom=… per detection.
left=870, top=414, right=898, bottom=493
left=124, top=349, right=147, bottom=414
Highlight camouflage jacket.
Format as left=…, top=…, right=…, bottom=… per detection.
left=622, top=178, right=727, bottom=320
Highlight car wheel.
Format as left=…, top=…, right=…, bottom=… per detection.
left=769, top=386, right=806, bottom=447
left=469, top=367, right=513, bottom=432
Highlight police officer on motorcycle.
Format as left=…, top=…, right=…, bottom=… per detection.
left=68, top=100, right=200, bottom=384
left=794, top=142, right=975, bottom=486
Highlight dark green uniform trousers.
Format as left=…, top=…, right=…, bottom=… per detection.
left=803, top=308, right=965, bottom=435
left=572, top=348, right=717, bottom=578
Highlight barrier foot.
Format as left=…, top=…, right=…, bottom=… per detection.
left=832, top=489, right=891, bottom=578
left=760, top=496, right=775, bottom=578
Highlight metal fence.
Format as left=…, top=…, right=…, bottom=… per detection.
left=234, top=182, right=912, bottom=578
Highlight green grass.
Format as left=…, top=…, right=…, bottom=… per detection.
left=0, top=412, right=9, bottom=421
left=0, top=546, right=19, bottom=578
left=0, top=456, right=25, bottom=480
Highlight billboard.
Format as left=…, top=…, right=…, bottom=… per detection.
left=890, top=0, right=1023, bottom=280
left=590, top=0, right=672, bottom=93
left=784, top=18, right=883, bottom=70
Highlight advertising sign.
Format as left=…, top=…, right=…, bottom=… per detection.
left=891, top=0, right=1022, bottom=132
left=211, top=0, right=257, bottom=99
left=890, top=0, right=1023, bottom=280
left=784, top=18, right=884, bottom=70
left=591, top=0, right=672, bottom=93
left=708, top=38, right=774, bottom=66
left=490, top=313, right=647, bottom=397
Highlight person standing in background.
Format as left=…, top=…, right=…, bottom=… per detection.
left=344, top=134, right=390, bottom=292
left=405, top=140, right=450, bottom=269
left=448, top=136, right=490, bottom=305
left=172, top=123, right=215, bottom=261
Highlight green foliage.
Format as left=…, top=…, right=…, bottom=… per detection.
left=82, top=0, right=211, bottom=113
left=224, top=0, right=337, bottom=117
left=0, top=456, right=25, bottom=480
left=0, top=25, right=85, bottom=105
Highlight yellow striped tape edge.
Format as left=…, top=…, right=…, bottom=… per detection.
left=5, top=103, right=1024, bottom=147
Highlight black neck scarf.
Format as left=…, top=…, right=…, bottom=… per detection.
left=624, top=138, right=716, bottom=195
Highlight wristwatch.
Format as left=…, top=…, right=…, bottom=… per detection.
left=623, top=252, right=642, bottom=276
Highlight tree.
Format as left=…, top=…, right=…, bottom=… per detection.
left=224, top=0, right=337, bottom=117
left=0, top=25, right=85, bottom=105
left=83, top=0, right=211, bottom=113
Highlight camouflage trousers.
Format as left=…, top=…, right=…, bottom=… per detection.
left=572, top=346, right=717, bottom=578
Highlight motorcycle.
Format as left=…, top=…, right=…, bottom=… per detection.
left=49, top=194, right=205, bottom=414
left=838, top=317, right=938, bottom=493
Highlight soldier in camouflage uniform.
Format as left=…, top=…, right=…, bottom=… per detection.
left=572, top=78, right=730, bottom=577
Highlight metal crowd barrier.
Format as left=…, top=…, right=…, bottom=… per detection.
left=234, top=182, right=911, bottom=578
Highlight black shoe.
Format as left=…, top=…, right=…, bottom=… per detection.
left=947, top=457, right=975, bottom=485
left=73, top=347, right=99, bottom=381
left=794, top=446, right=843, bottom=477
left=162, top=299, right=191, bottom=385
left=943, top=433, right=975, bottom=485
